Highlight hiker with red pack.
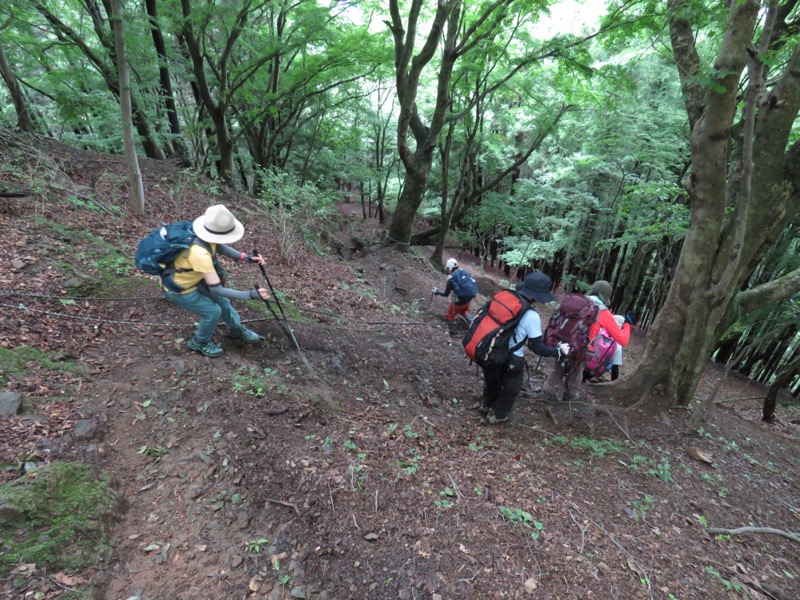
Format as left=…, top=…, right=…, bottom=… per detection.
left=463, top=272, right=570, bottom=425
left=541, top=280, right=631, bottom=402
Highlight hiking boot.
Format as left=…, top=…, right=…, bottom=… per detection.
left=227, top=327, right=264, bottom=343
left=485, top=410, right=509, bottom=425
left=470, top=401, right=490, bottom=415
left=539, top=389, right=557, bottom=402
left=447, top=321, right=459, bottom=336
left=188, top=337, right=223, bottom=357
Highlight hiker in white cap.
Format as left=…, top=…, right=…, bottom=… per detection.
left=164, top=204, right=270, bottom=357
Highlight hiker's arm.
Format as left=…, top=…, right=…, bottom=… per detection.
left=216, top=245, right=266, bottom=266
left=202, top=272, right=269, bottom=300
left=528, top=336, right=559, bottom=358
left=435, top=278, right=453, bottom=297
left=598, top=310, right=630, bottom=346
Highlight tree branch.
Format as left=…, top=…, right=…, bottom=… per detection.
left=707, top=526, right=800, bottom=544
left=737, top=266, right=800, bottom=313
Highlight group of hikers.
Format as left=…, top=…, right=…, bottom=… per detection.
left=432, top=258, right=632, bottom=425
left=138, top=203, right=632, bottom=426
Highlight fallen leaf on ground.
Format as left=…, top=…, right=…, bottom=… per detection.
left=686, top=447, right=713, bottom=464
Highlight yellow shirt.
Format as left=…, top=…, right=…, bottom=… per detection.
left=164, top=242, right=217, bottom=293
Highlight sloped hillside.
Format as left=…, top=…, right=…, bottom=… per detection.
left=1, top=132, right=799, bottom=600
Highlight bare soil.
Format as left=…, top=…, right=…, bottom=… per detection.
left=1, top=138, right=799, bottom=600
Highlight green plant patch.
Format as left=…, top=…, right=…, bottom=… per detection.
left=0, top=461, right=123, bottom=577
left=0, top=346, right=85, bottom=387
left=546, top=435, right=626, bottom=459
left=33, top=218, right=132, bottom=289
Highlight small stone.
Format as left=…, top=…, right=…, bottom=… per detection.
left=524, top=577, right=538, bottom=594
left=0, top=392, right=22, bottom=416
left=290, top=586, right=306, bottom=598
left=74, top=419, right=101, bottom=440
left=364, top=533, right=379, bottom=541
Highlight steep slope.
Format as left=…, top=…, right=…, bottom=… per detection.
left=1, top=134, right=799, bottom=600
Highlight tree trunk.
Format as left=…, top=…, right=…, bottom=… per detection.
left=180, top=0, right=235, bottom=185
left=0, top=43, right=35, bottom=133
left=385, top=0, right=459, bottom=247
left=144, top=0, right=186, bottom=159
left=110, top=0, right=145, bottom=214
left=763, top=354, right=800, bottom=421
left=609, top=0, right=800, bottom=406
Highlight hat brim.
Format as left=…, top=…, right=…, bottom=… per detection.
left=192, top=215, right=245, bottom=244
left=515, top=282, right=555, bottom=303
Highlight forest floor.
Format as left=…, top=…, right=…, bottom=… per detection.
left=1, top=135, right=799, bottom=600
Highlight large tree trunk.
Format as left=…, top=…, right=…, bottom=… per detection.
left=386, top=0, right=459, bottom=247
left=611, top=0, right=800, bottom=406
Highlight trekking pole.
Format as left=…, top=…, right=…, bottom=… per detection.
left=252, top=250, right=316, bottom=378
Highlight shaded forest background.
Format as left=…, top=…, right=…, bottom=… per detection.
left=0, top=0, right=798, bottom=401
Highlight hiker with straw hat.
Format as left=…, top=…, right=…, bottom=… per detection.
left=163, top=204, right=270, bottom=357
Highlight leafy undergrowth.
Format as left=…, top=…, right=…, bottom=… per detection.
left=0, top=136, right=798, bottom=599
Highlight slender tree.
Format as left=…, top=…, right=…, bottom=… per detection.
left=110, top=0, right=144, bottom=213
left=144, top=0, right=186, bottom=159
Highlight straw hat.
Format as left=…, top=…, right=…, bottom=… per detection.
left=192, top=205, right=245, bottom=244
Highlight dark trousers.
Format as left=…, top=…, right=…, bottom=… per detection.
left=482, top=354, right=525, bottom=419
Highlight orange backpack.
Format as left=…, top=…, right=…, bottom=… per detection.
left=463, top=290, right=530, bottom=368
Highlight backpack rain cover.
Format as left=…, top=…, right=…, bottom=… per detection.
left=463, top=290, right=529, bottom=368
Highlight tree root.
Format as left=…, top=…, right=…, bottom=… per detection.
left=707, top=526, right=800, bottom=544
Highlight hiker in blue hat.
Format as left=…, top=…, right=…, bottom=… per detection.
left=163, top=204, right=270, bottom=357
left=478, top=272, right=570, bottom=424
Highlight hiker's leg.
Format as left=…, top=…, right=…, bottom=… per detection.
left=482, top=366, right=502, bottom=408
left=213, top=296, right=244, bottom=331
left=445, top=302, right=457, bottom=321
left=453, top=302, right=470, bottom=319
left=564, top=362, right=583, bottom=401
left=611, top=365, right=620, bottom=381
left=445, top=302, right=459, bottom=335
left=490, top=355, right=525, bottom=418
left=165, top=290, right=222, bottom=341
left=542, top=359, right=565, bottom=396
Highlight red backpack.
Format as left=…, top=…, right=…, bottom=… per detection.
left=543, top=293, right=599, bottom=364
left=463, top=290, right=530, bottom=368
